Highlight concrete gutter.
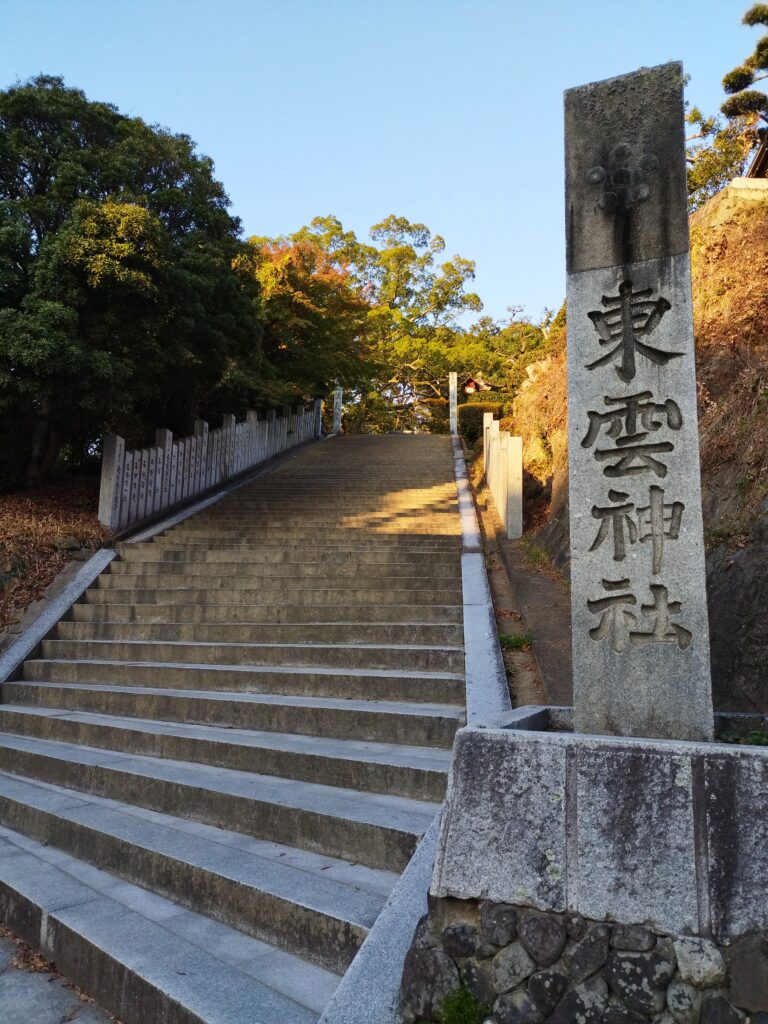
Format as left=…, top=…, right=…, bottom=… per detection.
left=319, top=815, right=440, bottom=1024
left=0, top=549, right=116, bottom=684
left=452, top=435, right=512, bottom=725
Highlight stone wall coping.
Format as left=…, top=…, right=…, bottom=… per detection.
left=482, top=705, right=768, bottom=759
left=0, top=548, right=117, bottom=685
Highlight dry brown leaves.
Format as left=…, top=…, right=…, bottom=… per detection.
left=0, top=478, right=107, bottom=629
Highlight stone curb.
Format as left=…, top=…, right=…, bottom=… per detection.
left=0, top=550, right=117, bottom=685
left=319, top=814, right=441, bottom=1024
left=452, top=436, right=511, bottom=726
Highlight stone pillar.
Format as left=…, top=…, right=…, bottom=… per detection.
left=313, top=398, right=323, bottom=438
left=98, top=435, right=125, bottom=531
left=155, top=428, right=173, bottom=510
left=332, top=387, right=343, bottom=434
left=448, top=372, right=458, bottom=435
left=506, top=435, right=523, bottom=540
left=482, top=411, right=494, bottom=476
left=565, top=63, right=713, bottom=741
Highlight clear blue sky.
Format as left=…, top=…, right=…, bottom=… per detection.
left=1, top=0, right=752, bottom=323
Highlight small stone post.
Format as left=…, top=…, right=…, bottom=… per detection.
left=332, top=387, right=343, bottom=434
left=506, top=435, right=523, bottom=540
left=565, top=63, right=713, bottom=741
left=448, top=372, right=458, bottom=435
left=313, top=398, right=323, bottom=438
left=98, top=435, right=125, bottom=531
left=482, top=411, right=494, bottom=476
left=156, top=428, right=173, bottom=511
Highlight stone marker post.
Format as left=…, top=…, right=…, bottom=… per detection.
left=98, top=435, right=125, bottom=531
left=332, top=387, right=343, bottom=434
left=565, top=62, right=713, bottom=741
left=313, top=397, right=323, bottom=438
left=505, top=434, right=523, bottom=540
left=448, top=372, right=458, bottom=435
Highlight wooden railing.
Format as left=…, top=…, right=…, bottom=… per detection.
left=482, top=411, right=523, bottom=540
left=98, top=400, right=323, bottom=532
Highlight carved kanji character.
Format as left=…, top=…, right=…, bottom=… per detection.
left=630, top=583, right=692, bottom=650
left=594, top=440, right=674, bottom=478
left=590, top=490, right=638, bottom=562
left=636, top=485, right=685, bottom=574
left=587, top=280, right=683, bottom=382
left=586, top=578, right=638, bottom=653
left=581, top=392, right=682, bottom=449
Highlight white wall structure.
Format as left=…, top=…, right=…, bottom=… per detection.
left=482, top=411, right=523, bottom=539
left=98, top=400, right=323, bottom=532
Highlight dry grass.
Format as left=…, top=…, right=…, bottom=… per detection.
left=0, top=478, right=106, bottom=629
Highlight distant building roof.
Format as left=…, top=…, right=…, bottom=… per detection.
left=461, top=373, right=501, bottom=394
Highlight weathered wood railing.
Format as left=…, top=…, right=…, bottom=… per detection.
left=98, top=400, right=323, bottom=531
left=482, top=410, right=523, bottom=540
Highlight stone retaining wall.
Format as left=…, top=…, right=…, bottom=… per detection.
left=401, top=897, right=768, bottom=1023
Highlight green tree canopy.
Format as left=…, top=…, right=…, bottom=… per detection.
left=687, top=4, right=768, bottom=209
left=0, top=75, right=261, bottom=487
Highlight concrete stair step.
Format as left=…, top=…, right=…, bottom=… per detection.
left=145, top=535, right=460, bottom=549
left=116, top=546, right=459, bottom=567
left=0, top=771, right=396, bottom=973
left=22, top=658, right=465, bottom=703
left=0, top=734, right=436, bottom=870
left=0, top=821, right=338, bottom=1023
left=95, top=573, right=463, bottom=595
left=69, top=602, right=463, bottom=625
left=4, top=681, right=465, bottom=746
left=55, top=619, right=465, bottom=646
left=108, top=559, right=461, bottom=579
left=41, top=638, right=464, bottom=673
left=83, top=585, right=459, bottom=606
left=0, top=706, right=450, bottom=801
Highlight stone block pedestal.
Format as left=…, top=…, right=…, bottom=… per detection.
left=432, top=707, right=768, bottom=941
left=398, top=709, right=768, bottom=1022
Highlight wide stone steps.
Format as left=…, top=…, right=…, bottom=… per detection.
left=0, top=707, right=449, bottom=801
left=0, top=823, right=337, bottom=1022
left=0, top=435, right=465, bottom=1022
left=107, top=558, right=462, bottom=579
left=0, top=734, right=435, bottom=870
left=40, top=638, right=464, bottom=672
left=3, top=681, right=463, bottom=746
left=22, top=658, right=465, bottom=702
left=94, top=572, right=463, bottom=594
left=0, top=772, right=395, bottom=973
left=69, top=602, right=463, bottom=625
left=82, top=585, right=460, bottom=606
left=116, top=546, right=458, bottom=567
left=54, top=619, right=465, bottom=646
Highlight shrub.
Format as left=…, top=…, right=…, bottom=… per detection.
left=457, top=402, right=502, bottom=443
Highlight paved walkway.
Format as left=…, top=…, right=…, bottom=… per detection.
left=0, top=932, right=111, bottom=1023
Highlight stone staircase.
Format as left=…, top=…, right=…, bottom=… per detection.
left=0, top=435, right=466, bottom=1023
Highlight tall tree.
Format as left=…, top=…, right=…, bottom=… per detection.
left=687, top=4, right=768, bottom=209
left=0, top=75, right=261, bottom=487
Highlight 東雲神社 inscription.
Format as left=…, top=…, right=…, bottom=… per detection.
left=565, top=63, right=714, bottom=741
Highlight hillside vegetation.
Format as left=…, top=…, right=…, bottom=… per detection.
left=508, top=179, right=768, bottom=710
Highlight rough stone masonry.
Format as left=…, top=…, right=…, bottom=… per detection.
left=565, top=62, right=714, bottom=741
